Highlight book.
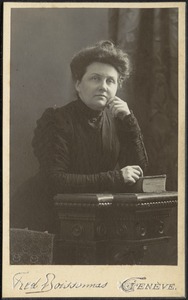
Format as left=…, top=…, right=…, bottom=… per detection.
left=130, top=174, right=167, bottom=193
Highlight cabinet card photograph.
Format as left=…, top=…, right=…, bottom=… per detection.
left=2, top=2, right=185, bottom=298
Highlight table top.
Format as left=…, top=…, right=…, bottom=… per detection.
left=54, top=192, right=178, bottom=208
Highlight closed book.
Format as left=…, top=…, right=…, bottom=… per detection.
left=130, top=174, right=167, bottom=193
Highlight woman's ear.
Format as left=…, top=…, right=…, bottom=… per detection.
left=75, top=80, right=80, bottom=92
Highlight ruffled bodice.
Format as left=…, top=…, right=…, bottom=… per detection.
left=11, top=98, right=148, bottom=232
left=32, top=99, right=148, bottom=194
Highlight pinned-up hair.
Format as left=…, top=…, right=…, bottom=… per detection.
left=70, top=40, right=131, bottom=86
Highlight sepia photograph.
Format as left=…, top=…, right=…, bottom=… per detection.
left=3, top=2, right=185, bottom=298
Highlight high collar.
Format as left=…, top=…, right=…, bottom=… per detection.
left=76, top=97, right=103, bottom=119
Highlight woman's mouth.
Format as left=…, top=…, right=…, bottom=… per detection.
left=95, top=95, right=107, bottom=98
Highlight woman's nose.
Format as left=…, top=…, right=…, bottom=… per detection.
left=99, top=79, right=107, bottom=90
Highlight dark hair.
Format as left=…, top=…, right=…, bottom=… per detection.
left=70, top=40, right=131, bottom=86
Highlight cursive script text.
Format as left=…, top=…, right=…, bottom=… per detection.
left=13, top=272, right=108, bottom=294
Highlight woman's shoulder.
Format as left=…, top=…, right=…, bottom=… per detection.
left=36, top=100, right=78, bottom=127
left=32, top=102, right=77, bottom=153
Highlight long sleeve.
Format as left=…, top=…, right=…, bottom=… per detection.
left=32, top=107, right=125, bottom=194
left=116, top=111, right=149, bottom=172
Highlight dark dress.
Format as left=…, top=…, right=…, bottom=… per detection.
left=11, top=98, right=148, bottom=233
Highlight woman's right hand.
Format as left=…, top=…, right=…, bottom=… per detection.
left=121, top=165, right=143, bottom=185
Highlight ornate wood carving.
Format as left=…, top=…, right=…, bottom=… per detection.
left=54, top=192, right=177, bottom=265
left=71, top=224, right=84, bottom=238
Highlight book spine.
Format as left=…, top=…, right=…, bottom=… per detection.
left=126, top=178, right=144, bottom=193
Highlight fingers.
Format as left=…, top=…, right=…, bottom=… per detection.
left=106, top=97, right=117, bottom=106
left=107, top=97, right=130, bottom=117
left=121, top=165, right=143, bottom=185
left=107, top=97, right=125, bottom=107
left=110, top=104, right=125, bottom=116
left=132, top=169, right=141, bottom=176
left=131, top=165, right=143, bottom=177
left=131, top=173, right=140, bottom=181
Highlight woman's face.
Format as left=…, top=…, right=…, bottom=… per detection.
left=75, top=62, right=119, bottom=111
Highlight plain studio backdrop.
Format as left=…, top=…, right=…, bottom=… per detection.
left=10, top=8, right=109, bottom=194
left=10, top=8, right=178, bottom=195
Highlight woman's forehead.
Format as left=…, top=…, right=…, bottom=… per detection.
left=85, top=62, right=119, bottom=77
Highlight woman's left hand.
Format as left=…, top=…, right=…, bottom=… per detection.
left=107, top=96, right=131, bottom=120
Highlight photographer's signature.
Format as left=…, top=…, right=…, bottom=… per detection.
left=119, top=277, right=176, bottom=292
left=13, top=272, right=108, bottom=294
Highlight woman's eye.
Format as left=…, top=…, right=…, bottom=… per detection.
left=92, top=76, right=99, bottom=81
left=107, top=78, right=115, bottom=84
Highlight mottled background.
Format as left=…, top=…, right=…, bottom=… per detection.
left=10, top=8, right=178, bottom=194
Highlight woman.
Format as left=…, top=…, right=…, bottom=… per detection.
left=11, top=40, right=148, bottom=233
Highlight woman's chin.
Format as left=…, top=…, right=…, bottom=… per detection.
left=93, top=100, right=108, bottom=110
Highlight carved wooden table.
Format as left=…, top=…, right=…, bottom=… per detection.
left=53, top=192, right=177, bottom=265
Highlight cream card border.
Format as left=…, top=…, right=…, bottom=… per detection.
left=2, top=2, right=186, bottom=298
